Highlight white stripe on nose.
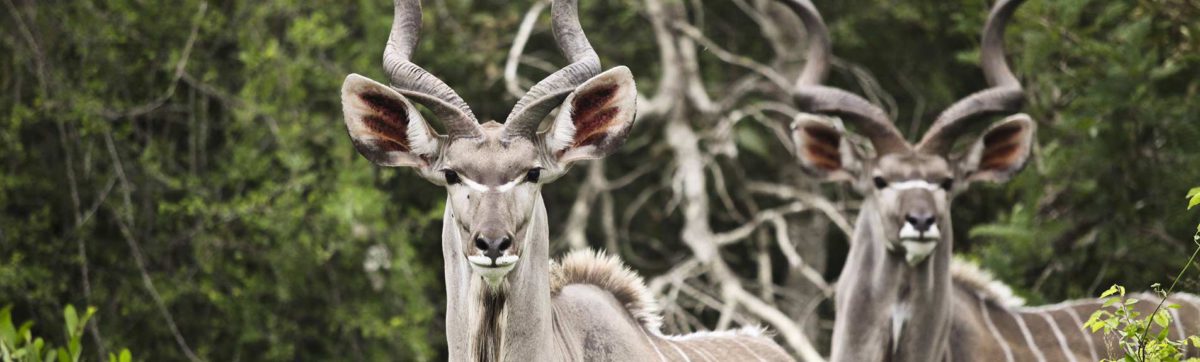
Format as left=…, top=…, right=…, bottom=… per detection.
left=889, top=180, right=940, bottom=191
left=460, top=176, right=524, bottom=193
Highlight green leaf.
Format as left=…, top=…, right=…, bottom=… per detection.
left=119, top=349, right=131, bottom=362
left=0, top=305, right=15, bottom=348
left=1188, top=187, right=1200, bottom=209
left=68, top=339, right=80, bottom=362
left=33, top=338, right=44, bottom=359
left=62, top=306, right=77, bottom=340
left=1101, top=285, right=1121, bottom=298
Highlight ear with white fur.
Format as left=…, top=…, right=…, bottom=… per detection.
left=957, top=113, right=1036, bottom=183
left=543, top=66, right=637, bottom=165
left=341, top=74, right=440, bottom=168
left=791, top=114, right=861, bottom=182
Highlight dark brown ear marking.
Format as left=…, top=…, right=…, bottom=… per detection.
left=979, top=122, right=1023, bottom=170
left=361, top=116, right=410, bottom=152
left=570, top=84, right=619, bottom=148
left=802, top=125, right=842, bottom=171
left=359, top=92, right=411, bottom=152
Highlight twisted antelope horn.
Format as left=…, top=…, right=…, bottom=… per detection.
left=384, top=0, right=483, bottom=138
left=917, top=0, right=1026, bottom=154
left=503, top=0, right=603, bottom=139
left=780, top=0, right=910, bottom=155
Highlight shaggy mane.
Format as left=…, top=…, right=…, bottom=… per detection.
left=950, top=257, right=1026, bottom=307
left=549, top=249, right=774, bottom=339
left=550, top=249, right=664, bottom=333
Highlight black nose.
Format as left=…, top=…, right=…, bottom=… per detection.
left=474, top=234, right=513, bottom=261
left=905, top=211, right=937, bottom=232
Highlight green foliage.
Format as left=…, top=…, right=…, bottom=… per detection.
left=0, top=0, right=452, bottom=359
left=956, top=0, right=1200, bottom=303
left=0, top=305, right=131, bottom=362
left=1084, top=285, right=1200, bottom=362
left=1084, top=190, right=1200, bottom=362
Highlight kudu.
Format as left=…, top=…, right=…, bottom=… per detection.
left=340, top=0, right=792, bottom=360
left=777, top=0, right=1200, bottom=360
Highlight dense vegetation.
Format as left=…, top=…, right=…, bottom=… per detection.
left=2, top=0, right=1197, bottom=360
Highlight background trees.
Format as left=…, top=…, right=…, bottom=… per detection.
left=2, top=0, right=1197, bottom=360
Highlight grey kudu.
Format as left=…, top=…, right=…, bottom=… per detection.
left=779, top=0, right=1200, bottom=361
left=339, top=0, right=792, bottom=360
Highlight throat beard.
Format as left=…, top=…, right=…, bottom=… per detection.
left=473, top=288, right=507, bottom=361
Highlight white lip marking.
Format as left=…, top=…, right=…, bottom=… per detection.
left=889, top=180, right=940, bottom=191
left=898, top=223, right=940, bottom=265
left=467, top=254, right=519, bottom=267
left=468, top=254, right=519, bottom=287
left=899, top=223, right=941, bottom=240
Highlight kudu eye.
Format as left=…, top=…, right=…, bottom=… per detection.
left=443, top=170, right=461, bottom=185
left=940, top=178, right=955, bottom=190
left=526, top=168, right=542, bottom=183
left=873, top=176, right=888, bottom=189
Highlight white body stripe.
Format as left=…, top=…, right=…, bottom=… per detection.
left=1008, top=310, right=1047, bottom=362
left=692, top=342, right=716, bottom=362
left=666, top=339, right=691, bottom=362
left=730, top=338, right=765, bottom=362
left=1166, top=306, right=1185, bottom=340
left=1062, top=306, right=1098, bottom=361
left=978, top=298, right=1015, bottom=362
left=640, top=328, right=668, bottom=362
left=1016, top=299, right=1098, bottom=312
left=1038, top=311, right=1077, bottom=362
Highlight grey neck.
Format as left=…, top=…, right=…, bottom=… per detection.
left=442, top=193, right=555, bottom=361
left=830, top=199, right=954, bottom=362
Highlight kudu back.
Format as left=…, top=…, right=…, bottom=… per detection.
left=340, top=0, right=793, bottom=360
left=775, top=0, right=1200, bottom=360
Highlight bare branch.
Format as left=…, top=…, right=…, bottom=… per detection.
left=100, top=2, right=208, bottom=120
left=104, top=131, right=203, bottom=362
left=670, top=21, right=791, bottom=93
left=746, top=181, right=854, bottom=238
left=505, top=1, right=548, bottom=99
left=711, top=202, right=807, bottom=245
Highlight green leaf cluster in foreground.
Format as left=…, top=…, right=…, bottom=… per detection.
left=1, top=305, right=131, bottom=362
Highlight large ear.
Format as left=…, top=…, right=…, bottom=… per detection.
left=543, top=66, right=637, bottom=165
left=341, top=74, right=440, bottom=168
left=957, top=113, right=1036, bottom=183
left=790, top=114, right=861, bottom=182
